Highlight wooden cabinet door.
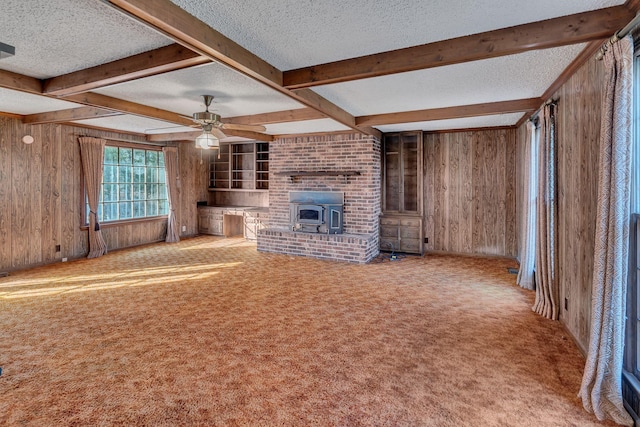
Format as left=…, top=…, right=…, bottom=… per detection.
left=380, top=221, right=400, bottom=252
left=198, top=208, right=224, bottom=236
left=382, top=132, right=422, bottom=215
left=399, top=221, right=422, bottom=253
left=210, top=218, right=223, bottom=235
left=379, top=215, right=423, bottom=255
left=198, top=211, right=211, bottom=234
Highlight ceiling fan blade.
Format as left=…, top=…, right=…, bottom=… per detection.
left=221, top=123, right=267, bottom=132
left=211, top=127, right=227, bottom=139
left=145, top=124, right=191, bottom=132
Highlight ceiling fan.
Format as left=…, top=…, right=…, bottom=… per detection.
left=191, top=94, right=266, bottom=149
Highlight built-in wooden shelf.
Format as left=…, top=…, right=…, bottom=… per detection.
left=276, top=170, right=361, bottom=177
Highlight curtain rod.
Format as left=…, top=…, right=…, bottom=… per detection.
left=596, top=12, right=640, bottom=60
left=529, top=98, right=558, bottom=122
left=78, top=134, right=168, bottom=147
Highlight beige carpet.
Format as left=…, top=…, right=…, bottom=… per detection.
left=0, top=236, right=616, bottom=426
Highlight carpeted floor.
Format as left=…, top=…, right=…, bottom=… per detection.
left=0, top=236, right=616, bottom=426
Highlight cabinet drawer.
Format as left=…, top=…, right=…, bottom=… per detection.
left=380, top=238, right=400, bottom=251
left=380, top=225, right=399, bottom=238
left=400, top=239, right=422, bottom=253
left=380, top=217, right=400, bottom=226
left=400, top=218, right=421, bottom=227
left=223, top=209, right=243, bottom=216
left=400, top=227, right=421, bottom=239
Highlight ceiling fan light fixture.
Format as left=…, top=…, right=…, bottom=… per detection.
left=192, top=111, right=221, bottom=125
left=195, top=124, right=219, bottom=150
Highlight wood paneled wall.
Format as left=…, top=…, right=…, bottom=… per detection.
left=555, top=56, right=603, bottom=352
left=514, top=55, right=603, bottom=353
left=0, top=116, right=204, bottom=272
left=515, top=124, right=528, bottom=263
left=178, top=142, right=209, bottom=237
left=423, top=129, right=517, bottom=257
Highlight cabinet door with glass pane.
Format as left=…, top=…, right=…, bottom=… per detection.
left=383, top=131, right=422, bottom=214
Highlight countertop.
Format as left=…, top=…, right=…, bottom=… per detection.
left=198, top=205, right=269, bottom=213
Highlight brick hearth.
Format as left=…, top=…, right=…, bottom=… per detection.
left=257, top=133, right=381, bottom=263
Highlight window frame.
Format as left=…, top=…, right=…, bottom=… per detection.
left=82, top=141, right=169, bottom=228
left=623, top=44, right=640, bottom=419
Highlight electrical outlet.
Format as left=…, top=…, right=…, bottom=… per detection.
left=62, top=257, right=68, bottom=262
left=182, top=225, right=186, bottom=232
left=55, top=244, right=61, bottom=252
left=424, top=237, right=429, bottom=244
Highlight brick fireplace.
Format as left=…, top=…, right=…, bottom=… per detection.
left=257, top=132, right=381, bottom=263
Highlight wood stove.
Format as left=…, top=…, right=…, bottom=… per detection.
left=289, top=191, right=344, bottom=234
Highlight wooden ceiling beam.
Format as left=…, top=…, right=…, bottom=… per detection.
left=218, top=129, right=274, bottom=141
left=63, top=92, right=194, bottom=126
left=356, top=98, right=541, bottom=127
left=146, top=129, right=274, bottom=142
left=0, top=111, right=25, bottom=120
left=225, top=108, right=326, bottom=125
left=146, top=131, right=200, bottom=142
left=104, top=0, right=369, bottom=135
left=106, top=0, right=281, bottom=85
left=146, top=130, right=202, bottom=142
left=0, top=69, right=43, bottom=94
left=23, top=106, right=123, bottom=124
left=283, top=6, right=634, bottom=89
left=625, top=0, right=640, bottom=13
left=44, top=44, right=210, bottom=97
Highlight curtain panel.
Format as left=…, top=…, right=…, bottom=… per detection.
left=579, top=35, right=634, bottom=426
left=533, top=103, right=559, bottom=320
left=78, top=137, right=108, bottom=259
left=517, top=120, right=537, bottom=290
left=163, top=147, right=180, bottom=243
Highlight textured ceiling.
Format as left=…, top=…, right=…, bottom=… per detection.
left=170, top=0, right=623, bottom=69
left=93, top=63, right=304, bottom=118
left=0, top=88, right=81, bottom=115
left=313, top=44, right=587, bottom=116
left=1, top=0, right=170, bottom=79
left=0, top=0, right=631, bottom=137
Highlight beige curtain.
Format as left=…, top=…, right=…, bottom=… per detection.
left=533, top=103, right=558, bottom=320
left=78, top=137, right=108, bottom=258
left=517, top=120, right=537, bottom=290
left=163, top=147, right=180, bottom=243
left=578, top=35, right=634, bottom=426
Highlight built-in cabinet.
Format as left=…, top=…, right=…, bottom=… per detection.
left=198, top=206, right=224, bottom=236
left=256, top=142, right=269, bottom=190
left=198, top=206, right=268, bottom=241
left=380, top=131, right=423, bottom=254
left=244, top=209, right=269, bottom=240
left=209, top=142, right=268, bottom=190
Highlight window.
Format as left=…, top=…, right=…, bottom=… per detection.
left=86, top=145, right=168, bottom=224
left=623, top=47, right=640, bottom=418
